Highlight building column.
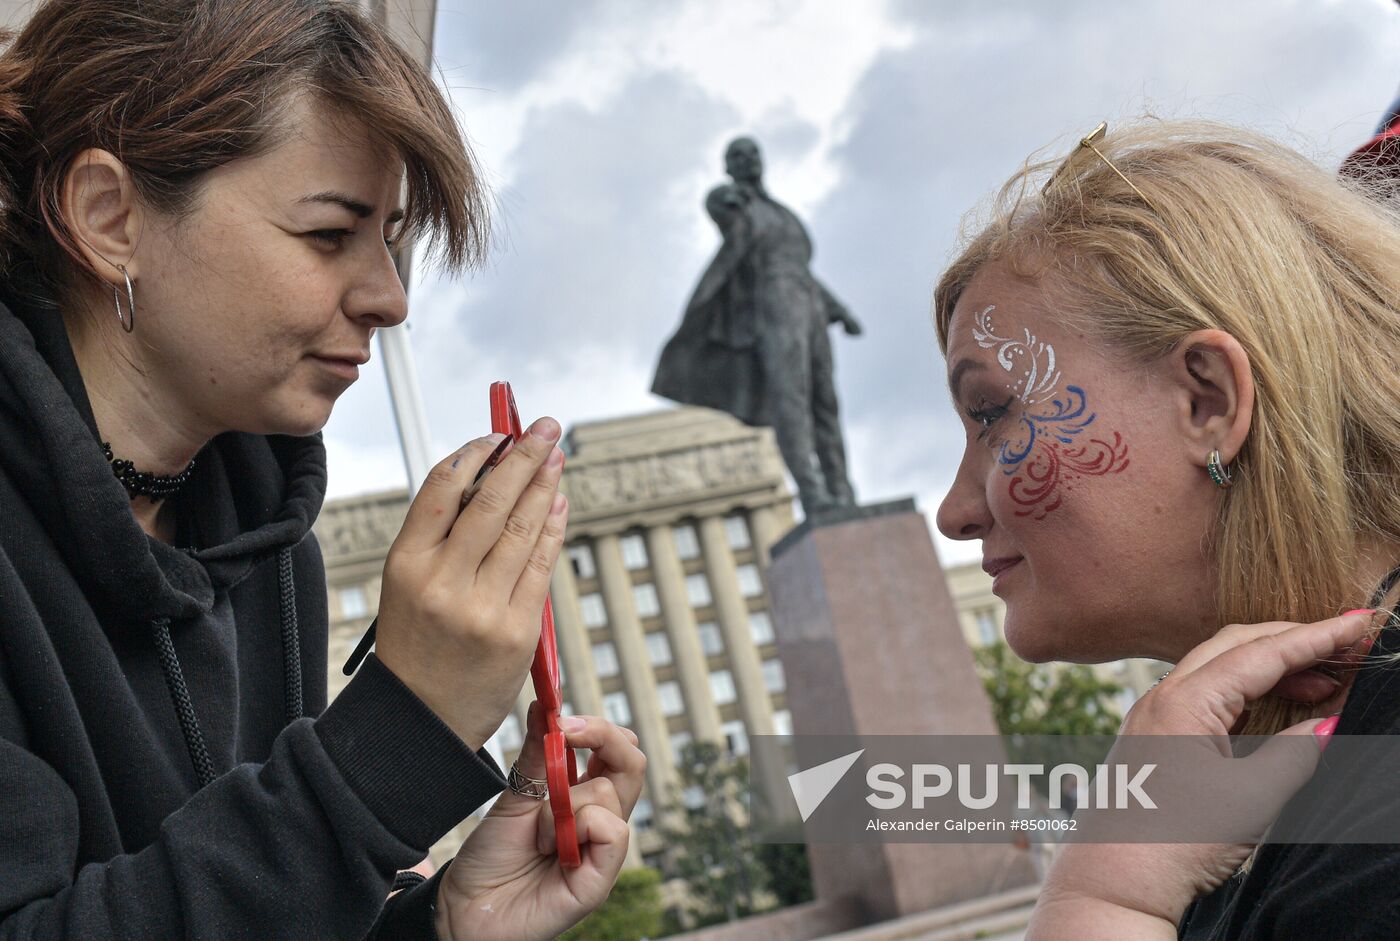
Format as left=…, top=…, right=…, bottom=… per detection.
left=644, top=524, right=722, bottom=745
left=698, top=515, right=789, bottom=814
left=594, top=533, right=676, bottom=803
left=697, top=516, right=774, bottom=738
left=549, top=560, right=603, bottom=720
left=747, top=502, right=790, bottom=570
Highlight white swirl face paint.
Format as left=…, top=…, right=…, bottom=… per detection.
left=972, top=304, right=1061, bottom=405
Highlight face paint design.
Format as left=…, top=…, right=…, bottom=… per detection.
left=971, top=305, right=1130, bottom=519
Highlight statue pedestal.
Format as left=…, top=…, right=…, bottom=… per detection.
left=765, top=499, right=1038, bottom=922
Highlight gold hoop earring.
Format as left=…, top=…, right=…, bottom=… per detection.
left=113, top=264, right=135, bottom=334
left=1207, top=449, right=1233, bottom=489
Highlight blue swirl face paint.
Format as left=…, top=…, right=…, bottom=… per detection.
left=970, top=305, right=1130, bottom=518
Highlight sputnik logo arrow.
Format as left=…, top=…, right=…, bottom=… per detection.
left=788, top=749, right=865, bottom=822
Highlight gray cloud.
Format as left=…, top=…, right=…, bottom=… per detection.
left=432, top=0, right=596, bottom=93
left=403, top=68, right=742, bottom=446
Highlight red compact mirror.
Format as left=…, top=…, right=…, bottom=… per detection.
left=490, top=381, right=581, bottom=868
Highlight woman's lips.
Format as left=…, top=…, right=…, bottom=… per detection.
left=983, top=556, right=1023, bottom=592
left=309, top=355, right=359, bottom=381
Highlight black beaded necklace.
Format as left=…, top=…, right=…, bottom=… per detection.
left=101, top=440, right=196, bottom=501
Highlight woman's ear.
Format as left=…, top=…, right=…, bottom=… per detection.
left=1168, top=329, right=1254, bottom=468
left=61, top=148, right=144, bottom=284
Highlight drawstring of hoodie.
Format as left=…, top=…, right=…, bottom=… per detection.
left=151, top=545, right=304, bottom=789
left=277, top=547, right=304, bottom=725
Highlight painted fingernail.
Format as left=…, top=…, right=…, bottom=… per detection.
left=1314, top=714, right=1340, bottom=750
left=561, top=716, right=586, bottom=732
left=529, top=417, right=561, bottom=443
left=1344, top=609, right=1376, bottom=618
left=549, top=492, right=567, bottom=516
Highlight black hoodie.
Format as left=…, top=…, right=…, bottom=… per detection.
left=0, top=283, right=507, bottom=938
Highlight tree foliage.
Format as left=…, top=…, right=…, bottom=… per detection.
left=659, top=741, right=766, bottom=924
left=973, top=640, right=1126, bottom=787
left=559, top=866, right=664, bottom=941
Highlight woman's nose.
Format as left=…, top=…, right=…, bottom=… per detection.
left=347, top=252, right=409, bottom=328
left=936, top=458, right=993, bottom=541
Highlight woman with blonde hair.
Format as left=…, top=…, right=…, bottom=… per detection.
left=934, top=121, right=1400, bottom=938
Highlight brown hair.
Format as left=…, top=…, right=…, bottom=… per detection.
left=934, top=121, right=1400, bottom=740
left=0, top=0, right=488, bottom=300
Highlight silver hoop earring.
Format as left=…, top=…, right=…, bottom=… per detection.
left=113, top=264, right=135, bottom=334
left=1207, top=449, right=1233, bottom=489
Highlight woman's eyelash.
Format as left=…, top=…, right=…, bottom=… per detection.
left=965, top=396, right=1014, bottom=439
left=309, top=229, right=398, bottom=249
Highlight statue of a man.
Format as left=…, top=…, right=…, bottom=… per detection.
left=652, top=136, right=862, bottom=515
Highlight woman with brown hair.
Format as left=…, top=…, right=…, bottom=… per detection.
left=0, top=1, right=643, bottom=938
left=934, top=122, right=1400, bottom=938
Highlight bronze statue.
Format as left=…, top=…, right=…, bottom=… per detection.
left=652, top=136, right=862, bottom=515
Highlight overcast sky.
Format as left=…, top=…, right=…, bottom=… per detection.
left=322, top=0, right=1400, bottom=566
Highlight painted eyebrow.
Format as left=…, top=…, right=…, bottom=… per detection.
left=948, top=359, right=987, bottom=402
left=298, top=191, right=405, bottom=225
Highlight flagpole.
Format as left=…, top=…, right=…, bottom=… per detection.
left=374, top=0, right=510, bottom=787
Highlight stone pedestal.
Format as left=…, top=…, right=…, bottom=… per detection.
left=766, top=498, right=1037, bottom=923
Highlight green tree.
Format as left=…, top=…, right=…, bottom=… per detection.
left=973, top=640, right=1126, bottom=788
left=754, top=841, right=814, bottom=907
left=558, top=866, right=664, bottom=941
left=659, top=741, right=769, bottom=925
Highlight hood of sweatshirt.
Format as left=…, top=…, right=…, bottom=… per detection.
left=0, top=282, right=327, bottom=630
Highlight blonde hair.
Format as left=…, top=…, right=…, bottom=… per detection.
left=933, top=121, right=1400, bottom=737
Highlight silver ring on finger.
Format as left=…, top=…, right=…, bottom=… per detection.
left=508, top=762, right=548, bottom=800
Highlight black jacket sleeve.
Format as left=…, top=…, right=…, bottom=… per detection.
left=0, top=652, right=505, bottom=940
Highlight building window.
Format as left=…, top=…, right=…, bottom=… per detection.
left=736, top=563, right=764, bottom=598
left=749, top=611, right=775, bottom=645
left=620, top=533, right=649, bottom=570
left=974, top=608, right=999, bottom=646
left=686, top=573, right=712, bottom=607
left=603, top=691, right=632, bottom=726
left=579, top=593, right=607, bottom=628
left=567, top=543, right=596, bottom=580
left=657, top=681, right=685, bottom=717
left=697, top=621, right=725, bottom=656
left=673, top=523, right=701, bottom=560
left=496, top=713, right=523, bottom=751
left=762, top=659, right=786, bottom=693
left=338, top=585, right=368, bottom=620
left=633, top=797, right=654, bottom=830
left=633, top=582, right=660, bottom=618
left=772, top=709, right=793, bottom=737
left=646, top=631, right=673, bottom=667
left=710, top=669, right=737, bottom=705
left=592, top=641, right=619, bottom=678
left=670, top=730, right=694, bottom=764
left=722, top=719, right=749, bottom=757
left=724, top=514, right=751, bottom=550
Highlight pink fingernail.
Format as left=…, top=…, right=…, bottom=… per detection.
left=1344, top=609, right=1376, bottom=618
left=549, top=492, right=567, bottom=516
left=561, top=716, right=586, bottom=733
left=1314, top=714, right=1340, bottom=750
